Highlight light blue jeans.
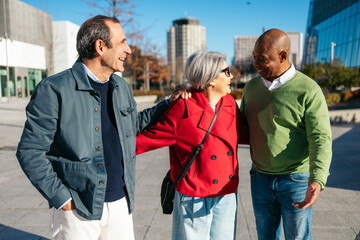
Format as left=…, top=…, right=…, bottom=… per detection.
left=250, top=168, right=312, bottom=240
left=172, top=190, right=237, bottom=240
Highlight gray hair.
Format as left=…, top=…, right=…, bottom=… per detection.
left=184, top=50, right=226, bottom=91
left=77, top=15, right=120, bottom=60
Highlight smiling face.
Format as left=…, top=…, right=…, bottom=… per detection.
left=252, top=29, right=291, bottom=82
left=211, top=61, right=233, bottom=96
left=252, top=42, right=283, bottom=81
left=100, top=20, right=131, bottom=74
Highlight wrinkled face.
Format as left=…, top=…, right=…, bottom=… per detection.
left=101, top=21, right=131, bottom=73
left=212, top=61, right=233, bottom=96
left=252, top=42, right=282, bottom=81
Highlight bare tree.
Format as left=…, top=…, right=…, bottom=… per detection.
left=83, top=0, right=135, bottom=26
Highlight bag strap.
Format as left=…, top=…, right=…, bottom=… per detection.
left=172, top=100, right=222, bottom=186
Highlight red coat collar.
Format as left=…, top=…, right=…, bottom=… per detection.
left=186, top=90, right=236, bottom=143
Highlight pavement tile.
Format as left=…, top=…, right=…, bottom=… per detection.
left=135, top=169, right=167, bottom=186
left=151, top=208, right=172, bottom=227
left=311, top=227, right=357, bottom=240
left=134, top=196, right=160, bottom=211
left=133, top=209, right=157, bottom=227
left=0, top=209, right=32, bottom=225
left=13, top=208, right=51, bottom=226
left=144, top=225, right=172, bottom=240
left=312, top=210, right=346, bottom=228
left=0, top=196, right=46, bottom=210
left=0, top=178, right=39, bottom=197
left=331, top=210, right=360, bottom=233
left=135, top=184, right=162, bottom=197
left=134, top=226, right=148, bottom=240
left=320, top=188, right=360, bottom=211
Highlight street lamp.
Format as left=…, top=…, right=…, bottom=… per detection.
left=2, top=0, right=10, bottom=101
left=330, top=41, right=336, bottom=63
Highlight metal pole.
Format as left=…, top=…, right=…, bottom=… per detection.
left=145, top=61, right=149, bottom=93
left=330, top=42, right=336, bottom=63
left=3, top=0, right=10, bottom=102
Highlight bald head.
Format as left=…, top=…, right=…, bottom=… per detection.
left=252, top=28, right=292, bottom=81
left=256, top=28, right=290, bottom=55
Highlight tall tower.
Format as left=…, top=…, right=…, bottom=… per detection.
left=167, top=17, right=206, bottom=85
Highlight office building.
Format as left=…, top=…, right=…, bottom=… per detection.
left=167, top=17, right=206, bottom=85
left=302, top=0, right=360, bottom=67
left=234, top=35, right=258, bottom=68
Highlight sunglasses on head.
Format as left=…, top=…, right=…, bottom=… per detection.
left=220, top=66, right=231, bottom=77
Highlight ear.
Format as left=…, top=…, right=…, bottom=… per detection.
left=95, top=39, right=106, bottom=56
left=279, top=51, right=288, bottom=63
left=209, top=80, right=216, bottom=87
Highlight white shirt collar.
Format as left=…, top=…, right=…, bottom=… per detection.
left=209, top=103, right=216, bottom=112
left=262, top=64, right=296, bottom=90
left=82, top=63, right=109, bottom=84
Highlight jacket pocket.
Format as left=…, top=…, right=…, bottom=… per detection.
left=50, top=157, right=89, bottom=191
left=289, top=172, right=310, bottom=183
left=120, top=106, right=135, bottom=116
left=119, top=105, right=137, bottom=139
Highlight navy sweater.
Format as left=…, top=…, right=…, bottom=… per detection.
left=90, top=80, right=126, bottom=202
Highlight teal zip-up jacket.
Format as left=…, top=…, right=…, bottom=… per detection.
left=16, top=59, right=168, bottom=220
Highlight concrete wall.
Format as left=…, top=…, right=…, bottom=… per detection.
left=0, top=39, right=45, bottom=70
left=329, top=109, right=360, bottom=124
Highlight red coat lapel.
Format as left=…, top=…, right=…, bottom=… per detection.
left=188, top=91, right=236, bottom=144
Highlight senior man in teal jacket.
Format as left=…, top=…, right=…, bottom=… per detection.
left=16, top=15, right=185, bottom=240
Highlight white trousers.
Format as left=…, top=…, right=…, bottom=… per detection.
left=51, top=197, right=135, bottom=240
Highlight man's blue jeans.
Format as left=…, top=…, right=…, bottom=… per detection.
left=250, top=168, right=312, bottom=240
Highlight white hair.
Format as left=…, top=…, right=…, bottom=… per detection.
left=184, top=50, right=226, bottom=91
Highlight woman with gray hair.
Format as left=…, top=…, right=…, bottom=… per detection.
left=136, top=50, right=248, bottom=239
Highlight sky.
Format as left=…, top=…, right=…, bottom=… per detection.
left=21, top=0, right=310, bottom=64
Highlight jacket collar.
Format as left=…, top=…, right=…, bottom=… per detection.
left=71, top=58, right=93, bottom=91
left=71, top=58, right=119, bottom=90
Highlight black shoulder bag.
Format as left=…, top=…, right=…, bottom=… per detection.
left=160, top=101, right=222, bottom=214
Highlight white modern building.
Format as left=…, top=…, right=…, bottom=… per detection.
left=52, top=21, right=80, bottom=74
left=287, top=32, right=304, bottom=69
left=167, top=18, right=206, bottom=85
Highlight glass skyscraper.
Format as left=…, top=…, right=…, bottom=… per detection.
left=302, top=0, right=360, bottom=67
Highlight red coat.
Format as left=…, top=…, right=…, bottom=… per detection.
left=136, top=90, right=248, bottom=198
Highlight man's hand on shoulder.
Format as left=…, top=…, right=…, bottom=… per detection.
left=167, top=85, right=192, bottom=104
left=292, top=182, right=321, bottom=210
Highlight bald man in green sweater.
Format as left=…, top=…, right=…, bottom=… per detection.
left=240, top=29, right=332, bottom=240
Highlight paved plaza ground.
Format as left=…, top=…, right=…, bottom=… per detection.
left=0, top=98, right=359, bottom=240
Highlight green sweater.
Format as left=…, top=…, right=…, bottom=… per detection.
left=240, top=71, right=332, bottom=188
